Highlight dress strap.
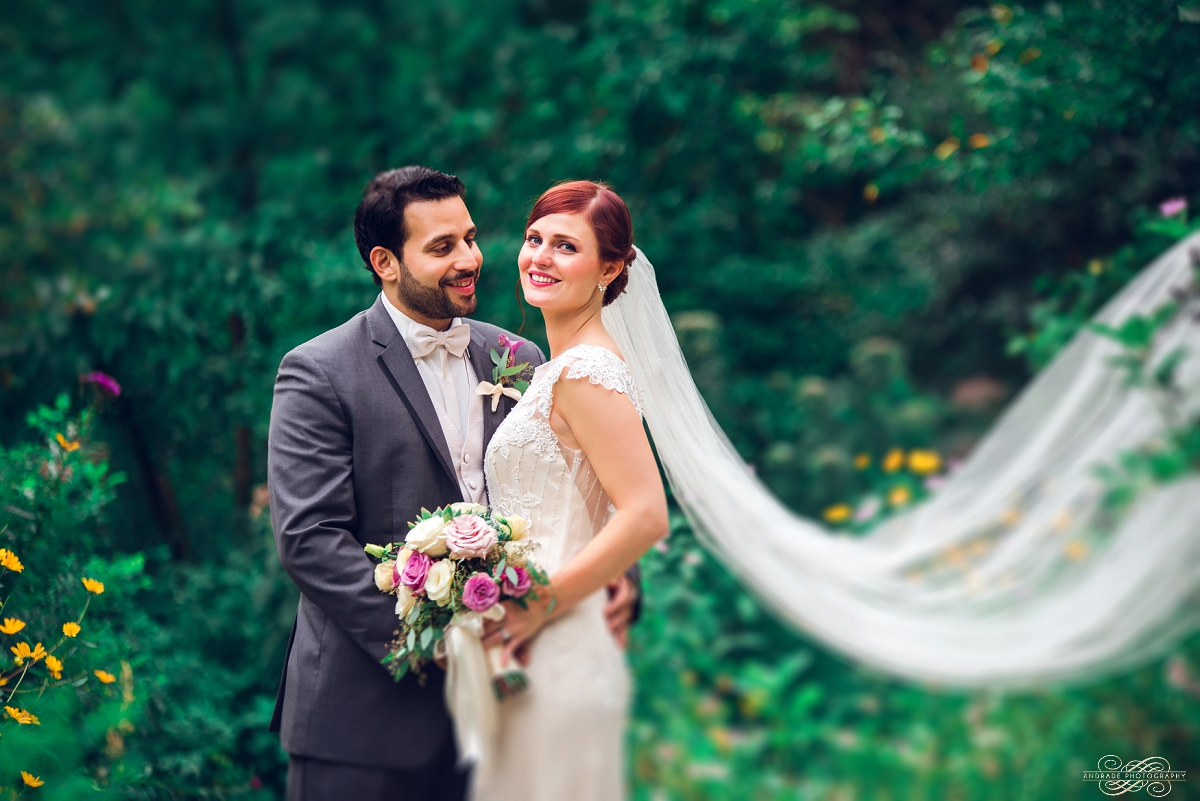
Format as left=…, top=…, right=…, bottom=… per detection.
left=536, top=345, right=643, bottom=419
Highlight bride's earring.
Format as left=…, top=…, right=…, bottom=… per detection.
left=598, top=283, right=607, bottom=291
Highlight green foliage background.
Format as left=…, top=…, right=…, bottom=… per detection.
left=2, top=0, right=1199, bottom=797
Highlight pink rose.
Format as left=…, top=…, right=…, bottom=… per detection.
left=399, top=551, right=432, bottom=593
left=462, top=572, right=500, bottom=612
left=445, top=514, right=498, bottom=559
left=501, top=565, right=532, bottom=598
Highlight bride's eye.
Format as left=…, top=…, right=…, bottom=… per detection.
left=526, top=234, right=542, bottom=246
left=559, top=242, right=577, bottom=253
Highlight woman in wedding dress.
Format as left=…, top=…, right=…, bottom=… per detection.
left=474, top=181, right=665, bottom=801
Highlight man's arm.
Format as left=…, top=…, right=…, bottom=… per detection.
left=269, top=349, right=396, bottom=662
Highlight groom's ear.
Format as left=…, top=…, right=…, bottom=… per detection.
left=369, top=246, right=400, bottom=284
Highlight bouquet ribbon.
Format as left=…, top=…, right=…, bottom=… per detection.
left=476, top=381, right=523, bottom=412
left=443, top=604, right=506, bottom=767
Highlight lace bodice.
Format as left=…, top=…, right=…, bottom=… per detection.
left=484, top=344, right=642, bottom=573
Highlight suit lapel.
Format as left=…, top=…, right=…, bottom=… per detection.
left=466, top=324, right=511, bottom=449
left=367, top=298, right=460, bottom=491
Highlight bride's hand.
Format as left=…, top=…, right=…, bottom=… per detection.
left=481, top=595, right=553, bottom=666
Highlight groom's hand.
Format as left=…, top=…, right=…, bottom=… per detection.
left=604, top=575, right=638, bottom=648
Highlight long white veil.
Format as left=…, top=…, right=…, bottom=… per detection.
left=603, top=235, right=1200, bottom=687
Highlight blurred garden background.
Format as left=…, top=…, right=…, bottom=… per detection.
left=3, top=0, right=1200, bottom=797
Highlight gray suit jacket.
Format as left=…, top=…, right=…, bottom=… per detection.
left=267, top=295, right=544, bottom=770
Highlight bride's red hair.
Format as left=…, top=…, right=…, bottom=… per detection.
left=526, top=181, right=635, bottom=306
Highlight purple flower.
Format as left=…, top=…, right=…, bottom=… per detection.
left=501, top=565, right=533, bottom=598
left=497, top=334, right=526, bottom=366
left=399, top=551, right=432, bottom=594
left=84, top=371, right=121, bottom=398
left=462, top=572, right=500, bottom=612
left=1160, top=197, right=1187, bottom=217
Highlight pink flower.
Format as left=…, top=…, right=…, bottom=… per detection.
left=84, top=371, right=121, bottom=397
left=497, top=334, right=526, bottom=366
left=445, top=514, right=498, bottom=559
left=1160, top=197, right=1187, bottom=217
left=501, top=565, right=532, bottom=597
left=462, top=572, right=500, bottom=612
left=399, top=551, right=432, bottom=593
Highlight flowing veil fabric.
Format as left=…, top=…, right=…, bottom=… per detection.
left=602, top=235, right=1200, bottom=687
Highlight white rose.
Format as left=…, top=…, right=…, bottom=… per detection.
left=374, top=560, right=396, bottom=593
left=406, top=516, right=448, bottom=556
left=395, top=586, right=417, bottom=618
left=450, top=502, right=488, bottom=516
left=424, top=560, right=455, bottom=606
left=396, top=547, right=413, bottom=566
left=500, top=515, right=529, bottom=541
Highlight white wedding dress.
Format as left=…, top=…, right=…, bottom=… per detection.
left=476, top=344, right=641, bottom=801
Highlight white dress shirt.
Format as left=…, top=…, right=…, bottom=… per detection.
left=381, top=292, right=487, bottom=503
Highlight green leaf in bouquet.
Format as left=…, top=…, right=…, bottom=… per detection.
left=506, top=566, right=519, bottom=585
left=407, top=604, right=421, bottom=624
left=364, top=543, right=388, bottom=559
left=406, top=629, right=416, bottom=652
left=494, top=557, right=507, bottom=578
left=420, top=627, right=434, bottom=652
left=391, top=660, right=410, bottom=682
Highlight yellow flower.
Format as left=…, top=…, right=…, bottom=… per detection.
left=968, top=133, right=992, bottom=149
left=56, top=432, right=81, bottom=452
left=1064, top=541, right=1088, bottom=561
left=11, top=641, right=34, bottom=664
left=0, top=548, right=23, bottom=573
left=45, top=655, right=63, bottom=680
left=22, top=771, right=44, bottom=787
left=1019, top=47, right=1042, bottom=64
left=0, top=617, right=26, bottom=635
left=907, top=450, right=943, bottom=475
left=82, top=577, right=105, bottom=594
left=888, top=486, right=912, bottom=507
left=853, top=453, right=871, bottom=470
left=1088, top=258, right=1104, bottom=275
left=95, top=669, right=117, bottom=684
left=868, top=127, right=886, bottom=144
left=990, top=4, right=1014, bottom=24
left=934, top=137, right=961, bottom=160
left=63, top=622, right=81, bottom=638
left=863, top=183, right=879, bottom=203
left=5, top=706, right=39, bottom=725
left=984, top=38, right=1004, bottom=56
left=823, top=505, right=853, bottom=524
left=882, top=449, right=904, bottom=473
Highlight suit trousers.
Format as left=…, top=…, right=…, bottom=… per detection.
left=286, top=734, right=468, bottom=801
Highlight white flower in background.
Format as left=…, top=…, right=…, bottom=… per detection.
left=450, top=502, right=488, bottom=515
left=499, top=515, right=529, bottom=541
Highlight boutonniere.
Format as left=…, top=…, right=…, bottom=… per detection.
left=477, top=334, right=534, bottom=412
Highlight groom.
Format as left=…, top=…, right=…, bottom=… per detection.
left=267, top=166, right=639, bottom=800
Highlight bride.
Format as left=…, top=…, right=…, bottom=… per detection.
left=467, top=178, right=1200, bottom=798
left=473, top=181, right=664, bottom=800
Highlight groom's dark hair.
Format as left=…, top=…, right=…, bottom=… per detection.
left=354, top=166, right=467, bottom=286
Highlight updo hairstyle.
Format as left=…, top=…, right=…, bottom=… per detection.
left=526, top=181, right=635, bottom=306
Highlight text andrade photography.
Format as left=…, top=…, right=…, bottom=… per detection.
left=1083, top=755, right=1187, bottom=797
left=365, top=502, right=550, bottom=697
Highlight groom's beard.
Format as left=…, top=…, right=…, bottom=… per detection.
left=397, top=261, right=479, bottom=321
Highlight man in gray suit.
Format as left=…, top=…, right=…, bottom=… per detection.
left=267, top=166, right=639, bottom=800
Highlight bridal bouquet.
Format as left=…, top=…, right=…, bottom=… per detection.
left=365, top=502, right=549, bottom=699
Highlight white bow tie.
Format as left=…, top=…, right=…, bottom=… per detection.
left=408, top=323, right=471, bottom=359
